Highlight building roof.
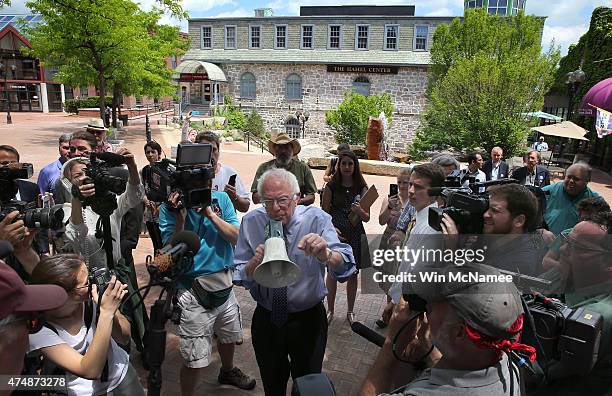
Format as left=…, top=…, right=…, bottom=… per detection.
left=0, top=15, right=43, bottom=34
left=300, top=5, right=415, bottom=17
left=182, top=48, right=431, bottom=66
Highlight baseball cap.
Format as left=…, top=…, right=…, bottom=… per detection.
left=410, top=262, right=523, bottom=340
left=0, top=261, right=68, bottom=320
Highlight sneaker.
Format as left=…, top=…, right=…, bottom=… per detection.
left=218, top=367, right=256, bottom=390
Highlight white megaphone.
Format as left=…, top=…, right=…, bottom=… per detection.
left=253, top=220, right=300, bottom=288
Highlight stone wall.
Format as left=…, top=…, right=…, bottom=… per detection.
left=221, top=63, right=428, bottom=152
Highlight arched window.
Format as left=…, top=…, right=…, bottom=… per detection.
left=285, top=117, right=301, bottom=139
left=240, top=72, right=256, bottom=99
left=352, top=76, right=370, bottom=96
left=285, top=73, right=302, bottom=100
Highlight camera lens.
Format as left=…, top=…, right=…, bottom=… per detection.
left=23, top=205, right=65, bottom=230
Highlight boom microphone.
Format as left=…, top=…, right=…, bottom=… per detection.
left=351, top=321, right=386, bottom=347
left=150, top=230, right=200, bottom=274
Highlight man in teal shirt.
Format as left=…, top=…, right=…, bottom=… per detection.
left=542, top=163, right=601, bottom=235
left=159, top=187, right=256, bottom=394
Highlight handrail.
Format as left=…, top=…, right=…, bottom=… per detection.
left=245, top=131, right=270, bottom=154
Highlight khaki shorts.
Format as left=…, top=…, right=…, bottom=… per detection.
left=177, top=288, right=243, bottom=368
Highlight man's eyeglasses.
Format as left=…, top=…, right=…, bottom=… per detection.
left=261, top=195, right=296, bottom=208
left=560, top=231, right=608, bottom=254
left=60, top=145, right=70, bottom=151
left=4, top=313, right=44, bottom=334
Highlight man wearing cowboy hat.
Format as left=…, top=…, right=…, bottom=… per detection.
left=250, top=132, right=317, bottom=206
left=85, top=118, right=112, bottom=153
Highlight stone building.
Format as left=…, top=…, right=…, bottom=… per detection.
left=176, top=5, right=456, bottom=151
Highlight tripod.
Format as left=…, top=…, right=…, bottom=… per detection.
left=145, top=256, right=190, bottom=396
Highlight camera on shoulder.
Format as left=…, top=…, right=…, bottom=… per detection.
left=145, top=143, right=215, bottom=209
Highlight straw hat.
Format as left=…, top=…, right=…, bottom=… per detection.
left=84, top=118, right=108, bottom=132
left=268, top=132, right=301, bottom=156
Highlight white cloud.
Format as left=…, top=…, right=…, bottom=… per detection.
left=210, top=7, right=250, bottom=18
left=424, top=7, right=454, bottom=16
left=542, top=24, right=589, bottom=54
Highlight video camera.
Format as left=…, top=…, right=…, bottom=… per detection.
left=72, top=152, right=127, bottom=216
left=0, top=162, right=64, bottom=230
left=522, top=293, right=602, bottom=376
left=427, top=178, right=517, bottom=234
left=146, top=143, right=215, bottom=209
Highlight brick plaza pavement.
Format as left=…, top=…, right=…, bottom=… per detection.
left=2, top=112, right=612, bottom=395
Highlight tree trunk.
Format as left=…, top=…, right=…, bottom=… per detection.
left=98, top=73, right=106, bottom=123
left=112, top=84, right=121, bottom=128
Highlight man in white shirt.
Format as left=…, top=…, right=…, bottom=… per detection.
left=482, top=147, right=509, bottom=181
left=532, top=136, right=549, bottom=152
left=460, top=152, right=486, bottom=193
left=387, top=163, right=445, bottom=305
left=195, top=131, right=250, bottom=213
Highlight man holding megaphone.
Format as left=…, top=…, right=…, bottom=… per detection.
left=234, top=168, right=356, bottom=396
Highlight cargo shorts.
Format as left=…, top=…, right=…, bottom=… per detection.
left=176, top=288, right=243, bottom=368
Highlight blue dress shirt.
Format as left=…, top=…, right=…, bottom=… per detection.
left=234, top=205, right=356, bottom=313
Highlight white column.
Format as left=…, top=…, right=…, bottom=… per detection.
left=40, top=83, right=49, bottom=113
left=60, top=84, right=66, bottom=112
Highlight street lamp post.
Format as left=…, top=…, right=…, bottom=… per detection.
left=565, top=67, right=586, bottom=120
left=295, top=110, right=309, bottom=139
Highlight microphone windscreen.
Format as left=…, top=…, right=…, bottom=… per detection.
left=0, top=240, right=13, bottom=259
left=172, top=230, right=201, bottom=253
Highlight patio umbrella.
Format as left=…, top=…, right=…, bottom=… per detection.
left=522, top=111, right=563, bottom=122
left=579, top=77, right=612, bottom=116
left=531, top=121, right=588, bottom=141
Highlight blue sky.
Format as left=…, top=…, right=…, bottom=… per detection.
left=2, top=0, right=609, bottom=55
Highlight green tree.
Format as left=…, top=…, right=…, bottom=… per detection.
left=22, top=0, right=185, bottom=123
left=410, top=9, right=559, bottom=159
left=244, top=110, right=266, bottom=138
left=325, top=92, right=394, bottom=145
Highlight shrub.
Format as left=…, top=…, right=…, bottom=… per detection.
left=64, top=96, right=113, bottom=114
left=244, top=110, right=266, bottom=138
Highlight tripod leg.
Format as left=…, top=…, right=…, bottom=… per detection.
left=146, top=299, right=168, bottom=396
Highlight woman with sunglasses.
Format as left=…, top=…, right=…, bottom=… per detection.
left=27, top=254, right=144, bottom=396
left=321, top=150, right=370, bottom=324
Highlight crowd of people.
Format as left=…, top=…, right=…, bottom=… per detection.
left=0, top=118, right=610, bottom=396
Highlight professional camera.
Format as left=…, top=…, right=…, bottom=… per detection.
left=428, top=178, right=517, bottom=234
left=89, top=266, right=116, bottom=299
left=0, top=162, right=65, bottom=230
left=522, top=293, right=602, bottom=376
left=146, top=143, right=215, bottom=209
left=72, top=152, right=127, bottom=216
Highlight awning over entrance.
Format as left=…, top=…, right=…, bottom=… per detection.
left=174, top=60, right=227, bottom=82
left=531, top=121, right=589, bottom=141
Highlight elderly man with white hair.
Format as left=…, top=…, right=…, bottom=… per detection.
left=234, top=168, right=356, bottom=395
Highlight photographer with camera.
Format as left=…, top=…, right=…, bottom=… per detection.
left=0, top=144, right=54, bottom=261
left=158, top=173, right=256, bottom=394
left=441, top=183, right=544, bottom=276
left=361, top=263, right=529, bottom=396
left=64, top=147, right=143, bottom=269
left=194, top=131, right=251, bottom=213
left=54, top=131, right=99, bottom=205
left=27, top=254, right=145, bottom=395
left=528, top=214, right=612, bottom=395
